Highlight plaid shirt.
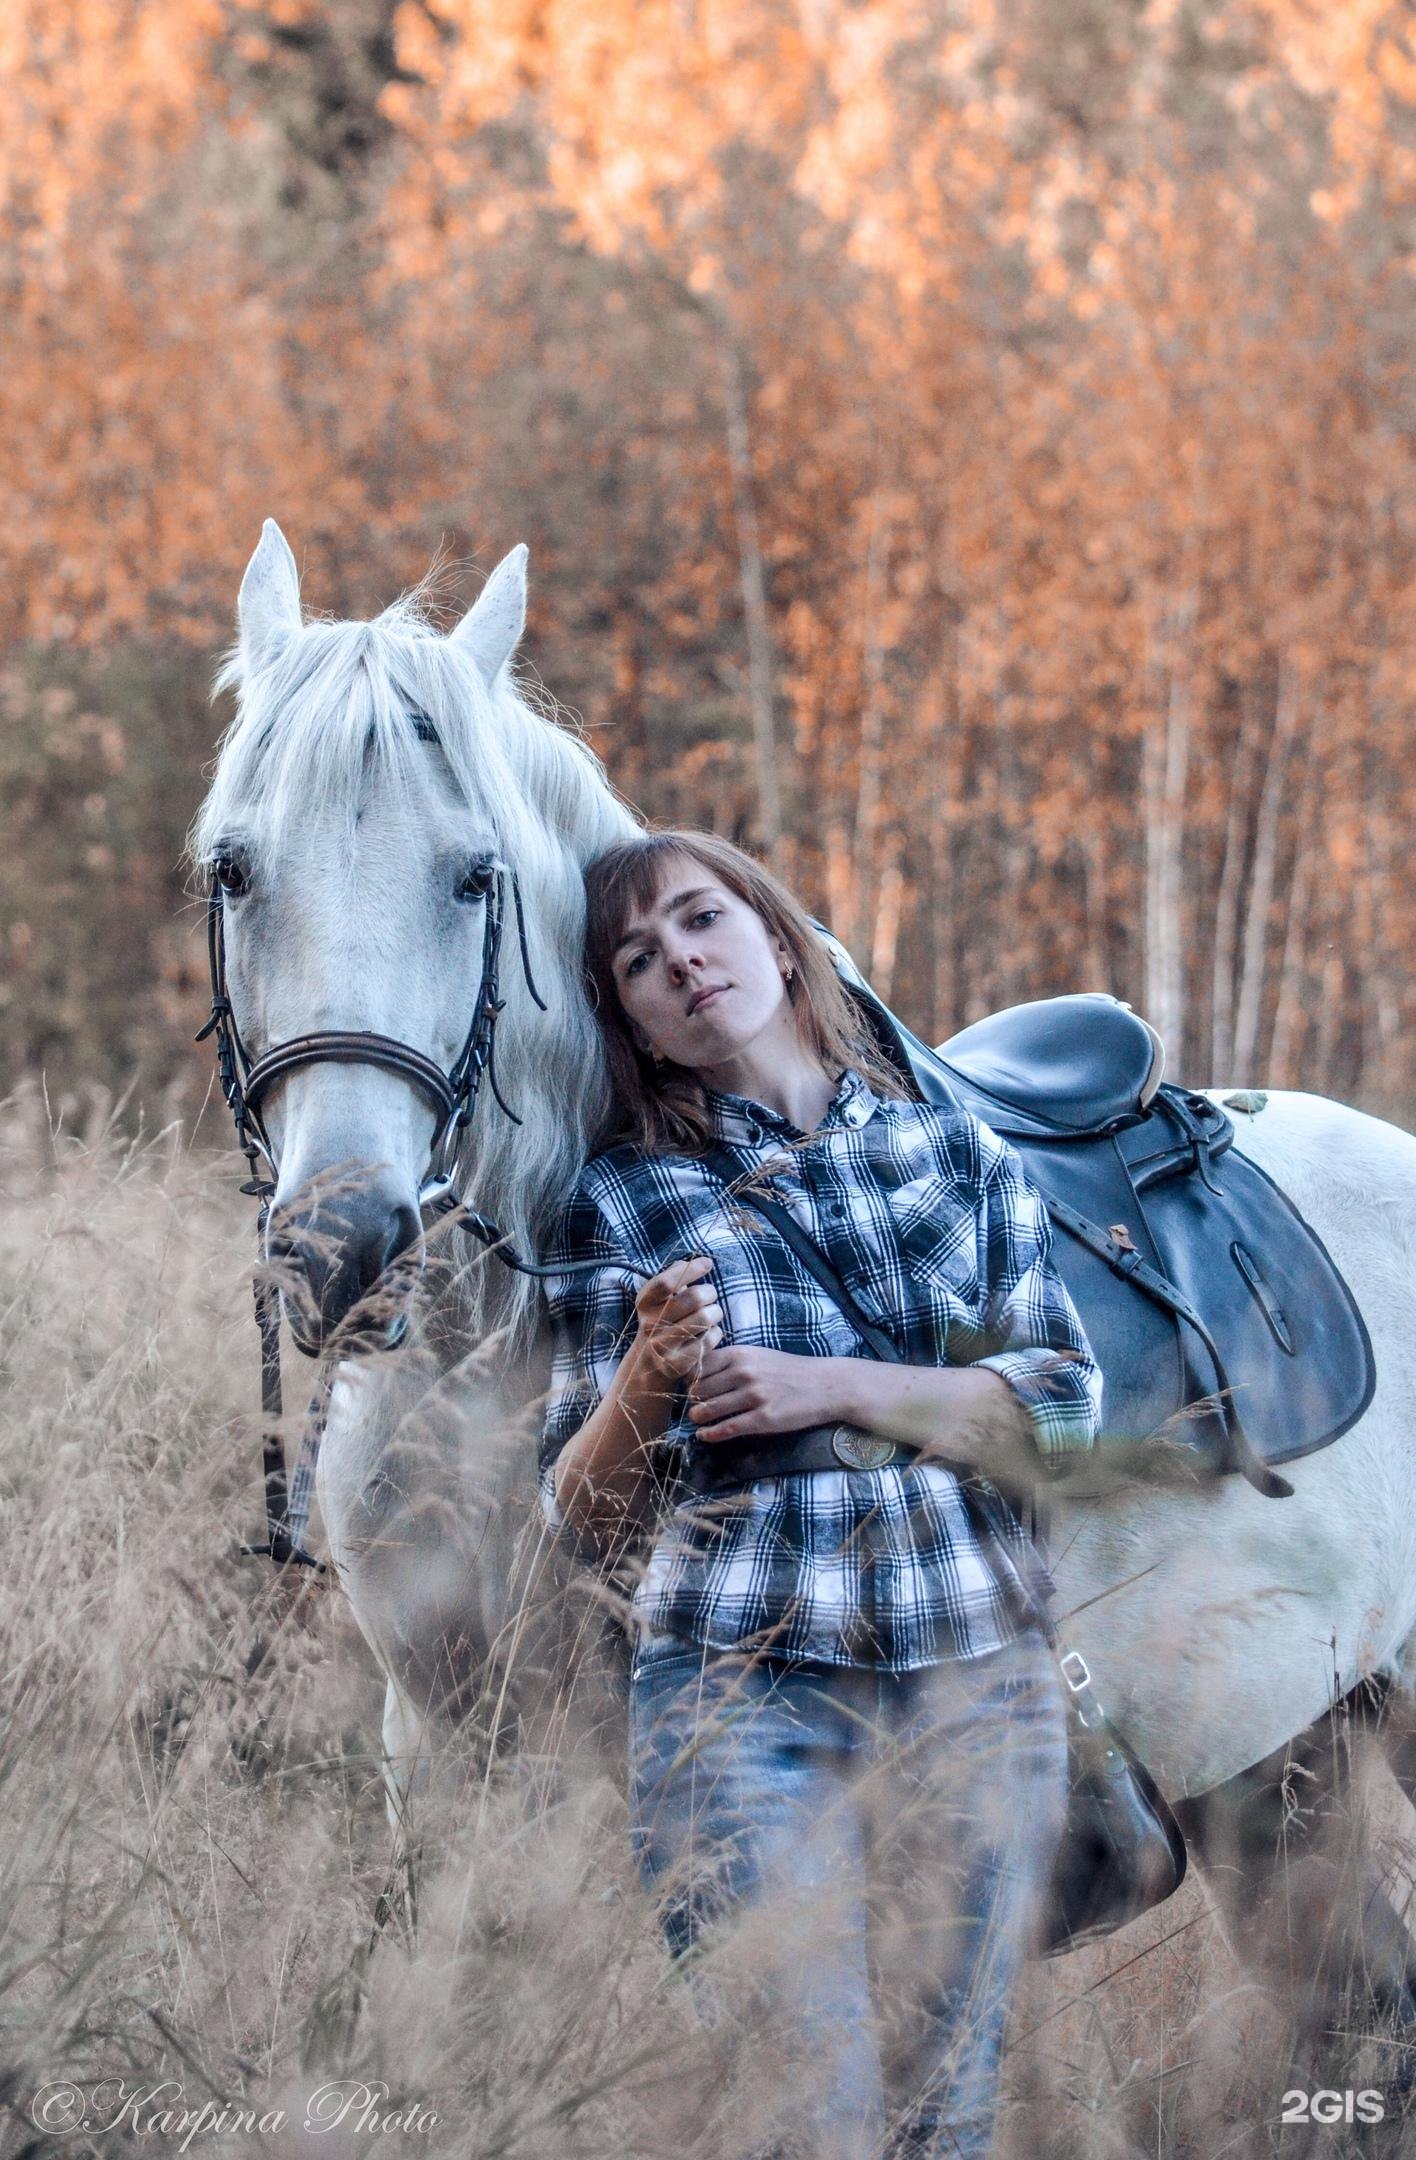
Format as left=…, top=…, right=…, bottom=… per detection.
left=538, top=1069, right=1101, bottom=1670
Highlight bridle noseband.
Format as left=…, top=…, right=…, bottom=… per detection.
left=198, top=853, right=543, bottom=1199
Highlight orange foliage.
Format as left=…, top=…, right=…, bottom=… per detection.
left=1, top=0, right=1414, bottom=1106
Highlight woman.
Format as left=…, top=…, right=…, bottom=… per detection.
left=539, top=831, right=1102, bottom=2159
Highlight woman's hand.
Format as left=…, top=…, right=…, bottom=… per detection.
left=554, top=1256, right=721, bottom=1541
left=686, top=1350, right=1040, bottom=1483
left=633, top=1255, right=724, bottom=1381
left=686, top=1345, right=858, bottom=1442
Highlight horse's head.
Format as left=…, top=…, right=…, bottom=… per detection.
left=194, top=522, right=627, bottom=1356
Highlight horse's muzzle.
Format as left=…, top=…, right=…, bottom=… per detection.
left=267, top=1187, right=424, bottom=1356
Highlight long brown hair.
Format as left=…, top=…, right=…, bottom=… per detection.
left=582, top=830, right=908, bottom=1154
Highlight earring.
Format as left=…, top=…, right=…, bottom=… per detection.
left=783, top=962, right=794, bottom=982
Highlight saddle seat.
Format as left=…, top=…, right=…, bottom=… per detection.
left=937, top=994, right=1165, bottom=1140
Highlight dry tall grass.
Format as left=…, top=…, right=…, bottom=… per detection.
left=1, top=1092, right=1412, bottom=2159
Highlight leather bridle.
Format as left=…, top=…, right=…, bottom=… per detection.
left=198, top=850, right=542, bottom=1194
left=198, top=840, right=621, bottom=1574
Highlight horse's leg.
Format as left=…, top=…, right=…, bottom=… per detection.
left=1177, top=1695, right=1416, bottom=2070
left=382, top=1676, right=431, bottom=1826
left=316, top=1367, right=463, bottom=1941
left=1354, top=1671, right=1416, bottom=2052
left=374, top=1679, right=430, bottom=1939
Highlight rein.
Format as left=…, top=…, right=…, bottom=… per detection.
left=198, top=852, right=625, bottom=1575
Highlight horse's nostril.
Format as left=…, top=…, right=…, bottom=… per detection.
left=382, top=1203, right=421, bottom=1275
left=355, top=1202, right=420, bottom=1300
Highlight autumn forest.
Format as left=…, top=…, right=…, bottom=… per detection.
left=2, top=0, right=1413, bottom=1115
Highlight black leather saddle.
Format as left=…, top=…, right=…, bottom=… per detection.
left=937, top=994, right=1165, bottom=1136
left=817, top=930, right=1375, bottom=1497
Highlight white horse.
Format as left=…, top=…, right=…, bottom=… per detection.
left=196, top=522, right=1416, bottom=1999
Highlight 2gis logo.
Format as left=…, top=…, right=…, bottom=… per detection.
left=1281, top=2089, right=1386, bottom=2126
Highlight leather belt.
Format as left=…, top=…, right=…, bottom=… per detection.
left=681, top=1423, right=922, bottom=1497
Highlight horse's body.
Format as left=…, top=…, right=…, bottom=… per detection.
left=312, top=1086, right=1416, bottom=1807
left=1054, top=1085, right=1416, bottom=1796
left=198, top=526, right=1416, bottom=1970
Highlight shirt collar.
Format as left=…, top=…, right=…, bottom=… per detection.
left=705, top=1066, right=878, bottom=1147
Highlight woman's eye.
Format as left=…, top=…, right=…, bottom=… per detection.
left=688, top=908, right=720, bottom=930
left=624, top=951, right=651, bottom=978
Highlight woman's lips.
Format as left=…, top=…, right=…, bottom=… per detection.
left=687, top=985, right=729, bottom=1015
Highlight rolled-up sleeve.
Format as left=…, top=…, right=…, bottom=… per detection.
left=538, top=1180, right=642, bottom=1530
left=969, top=1132, right=1103, bottom=1468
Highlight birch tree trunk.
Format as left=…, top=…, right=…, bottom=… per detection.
left=1359, top=727, right=1402, bottom=1103
left=993, top=684, right=1027, bottom=1010
left=853, top=492, right=891, bottom=964
left=1077, top=720, right=1109, bottom=991
left=870, top=831, right=904, bottom=1004
left=1312, top=946, right=1344, bottom=1092
left=1232, top=662, right=1301, bottom=1081
left=718, top=331, right=783, bottom=864
left=1267, top=728, right=1318, bottom=1087
left=824, top=815, right=854, bottom=952
left=1142, top=591, right=1196, bottom=1063
left=1209, top=688, right=1262, bottom=1080
left=926, top=610, right=961, bottom=1039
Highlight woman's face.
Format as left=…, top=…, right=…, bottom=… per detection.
left=609, top=854, right=795, bottom=1074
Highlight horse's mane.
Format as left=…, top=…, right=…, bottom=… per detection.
left=192, top=586, right=638, bottom=1341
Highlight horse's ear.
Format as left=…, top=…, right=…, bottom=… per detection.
left=237, top=520, right=301, bottom=668
left=450, top=544, right=528, bottom=684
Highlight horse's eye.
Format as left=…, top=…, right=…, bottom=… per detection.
left=455, top=859, right=496, bottom=904
left=212, top=851, right=251, bottom=899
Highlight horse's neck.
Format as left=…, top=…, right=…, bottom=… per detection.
left=354, top=1253, right=547, bottom=1440
left=422, top=1237, right=539, bottom=1369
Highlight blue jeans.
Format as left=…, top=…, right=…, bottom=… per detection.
left=629, top=1628, right=1067, bottom=2160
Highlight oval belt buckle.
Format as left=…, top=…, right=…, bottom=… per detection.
left=830, top=1425, right=896, bottom=1471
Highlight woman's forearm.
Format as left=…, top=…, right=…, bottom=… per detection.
left=553, top=1340, right=680, bottom=1539
left=832, top=1358, right=1041, bottom=1488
